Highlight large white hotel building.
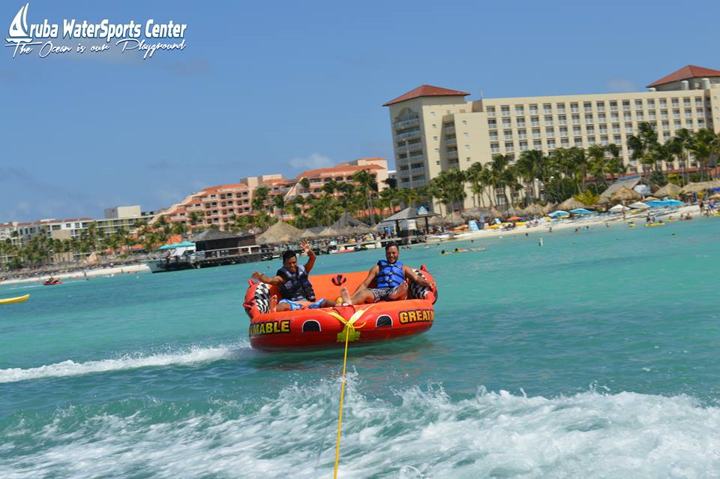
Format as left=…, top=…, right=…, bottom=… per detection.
left=385, top=65, right=720, bottom=208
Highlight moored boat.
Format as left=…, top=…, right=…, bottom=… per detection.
left=243, top=267, right=437, bottom=350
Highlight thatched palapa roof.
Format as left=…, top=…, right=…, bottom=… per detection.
left=557, top=197, right=587, bottom=211
left=256, top=221, right=303, bottom=244
left=681, top=180, right=720, bottom=194
left=610, top=186, right=642, bottom=203
left=653, top=183, right=682, bottom=198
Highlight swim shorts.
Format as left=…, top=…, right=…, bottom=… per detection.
left=278, top=298, right=326, bottom=311
left=369, top=286, right=402, bottom=302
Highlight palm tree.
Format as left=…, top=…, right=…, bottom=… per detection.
left=515, top=150, right=545, bottom=204
left=688, top=128, right=719, bottom=180
left=488, top=154, right=518, bottom=210
left=430, top=169, right=467, bottom=214
left=352, top=170, right=378, bottom=224
left=627, top=122, right=660, bottom=178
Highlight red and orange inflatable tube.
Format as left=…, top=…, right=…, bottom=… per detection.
left=243, top=266, right=437, bottom=350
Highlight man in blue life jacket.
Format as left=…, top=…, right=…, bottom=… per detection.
left=341, top=242, right=433, bottom=305
left=251, top=240, right=332, bottom=312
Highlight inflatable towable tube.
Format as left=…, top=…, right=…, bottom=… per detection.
left=243, top=266, right=437, bottom=350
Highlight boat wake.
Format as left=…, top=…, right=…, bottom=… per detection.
left=2, top=377, right=719, bottom=478
left=0, top=342, right=249, bottom=384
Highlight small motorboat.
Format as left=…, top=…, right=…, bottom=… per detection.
left=243, top=266, right=438, bottom=350
left=43, top=278, right=62, bottom=286
left=0, top=293, right=30, bottom=305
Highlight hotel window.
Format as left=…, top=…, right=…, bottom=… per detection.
left=504, top=129, right=513, bottom=138
left=662, top=120, right=669, bottom=128
left=622, top=100, right=631, bottom=111
left=683, top=98, right=691, bottom=106
left=673, top=109, right=680, bottom=119
left=487, top=106, right=496, bottom=116
left=671, top=98, right=679, bottom=107
left=570, top=103, right=579, bottom=113
left=659, top=98, right=667, bottom=107
left=534, top=140, right=542, bottom=148
left=501, top=106, right=510, bottom=117
left=648, top=111, right=656, bottom=120
left=503, top=118, right=512, bottom=127
left=685, top=110, right=693, bottom=119
left=558, top=115, right=567, bottom=125
left=545, top=126, right=554, bottom=135
left=489, top=132, right=498, bottom=140
left=611, top=112, right=619, bottom=121
left=573, top=126, right=581, bottom=135
left=515, top=105, right=524, bottom=115
left=488, top=119, right=497, bottom=128
left=543, top=103, right=552, bottom=114
left=661, top=110, right=668, bottom=120
left=674, top=120, right=682, bottom=128
left=584, top=102, right=592, bottom=113
left=585, top=114, right=594, bottom=124
left=587, top=125, right=595, bottom=134
left=599, top=126, right=608, bottom=135
left=544, top=115, right=553, bottom=124
left=636, top=112, right=644, bottom=121
left=574, top=137, right=583, bottom=145
left=696, top=108, right=705, bottom=115
left=695, top=97, right=703, bottom=106
left=556, top=103, right=566, bottom=113
left=572, top=114, right=580, bottom=125
left=517, top=118, right=526, bottom=128
left=698, top=118, right=706, bottom=126
left=598, top=113, right=606, bottom=122
left=559, top=127, right=568, bottom=137
left=433, top=136, right=438, bottom=141
left=505, top=141, right=514, bottom=152
left=532, top=128, right=541, bottom=138
left=529, top=104, right=538, bottom=114
left=610, top=101, right=618, bottom=111
left=596, top=101, right=605, bottom=112
left=518, top=129, right=527, bottom=140
left=462, top=119, right=467, bottom=125
left=612, top=124, right=620, bottom=134
left=561, top=138, right=570, bottom=146
left=601, top=136, right=609, bottom=145
left=519, top=141, right=529, bottom=151
left=547, top=139, right=556, bottom=149
left=530, top=116, right=540, bottom=127
left=491, top=142, right=500, bottom=153
left=635, top=99, right=643, bottom=107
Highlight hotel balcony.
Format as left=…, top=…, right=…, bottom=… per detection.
left=445, top=138, right=457, bottom=146
left=447, top=150, right=458, bottom=160
left=395, top=118, right=420, bottom=129
left=396, top=130, right=421, bottom=141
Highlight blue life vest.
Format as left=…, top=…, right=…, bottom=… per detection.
left=277, top=265, right=316, bottom=302
left=376, top=260, right=404, bottom=289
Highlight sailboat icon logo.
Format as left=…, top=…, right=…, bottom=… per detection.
left=7, top=3, right=31, bottom=44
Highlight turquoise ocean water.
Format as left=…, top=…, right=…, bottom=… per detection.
left=1, top=219, right=720, bottom=478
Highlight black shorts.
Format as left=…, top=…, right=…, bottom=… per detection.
left=369, top=286, right=401, bottom=302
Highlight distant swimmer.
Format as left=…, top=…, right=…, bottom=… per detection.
left=539, top=238, right=544, bottom=247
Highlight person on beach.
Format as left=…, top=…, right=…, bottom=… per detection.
left=251, top=240, right=333, bottom=312
left=341, top=242, right=434, bottom=305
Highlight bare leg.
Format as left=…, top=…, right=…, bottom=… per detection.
left=350, top=288, right=375, bottom=305
left=340, top=287, right=352, bottom=305
left=269, top=295, right=278, bottom=312
left=387, top=282, right=408, bottom=301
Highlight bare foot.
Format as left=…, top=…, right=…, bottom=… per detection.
left=269, top=295, right=278, bottom=312
left=340, top=287, right=352, bottom=306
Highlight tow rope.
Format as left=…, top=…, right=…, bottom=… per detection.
left=324, top=307, right=369, bottom=478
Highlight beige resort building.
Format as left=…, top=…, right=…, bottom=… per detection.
left=385, top=65, right=720, bottom=209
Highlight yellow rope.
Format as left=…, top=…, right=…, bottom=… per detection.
left=333, top=320, right=351, bottom=479
left=327, top=306, right=370, bottom=478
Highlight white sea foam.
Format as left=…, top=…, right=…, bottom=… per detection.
left=0, top=342, right=248, bottom=384
left=2, top=379, right=719, bottom=478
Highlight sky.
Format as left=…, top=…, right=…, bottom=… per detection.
left=1, top=0, right=718, bottom=222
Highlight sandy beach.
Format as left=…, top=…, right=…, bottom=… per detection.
left=0, top=263, right=150, bottom=287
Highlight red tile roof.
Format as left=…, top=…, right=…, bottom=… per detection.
left=647, top=65, right=720, bottom=88
left=383, top=84, right=470, bottom=106
left=297, top=163, right=383, bottom=179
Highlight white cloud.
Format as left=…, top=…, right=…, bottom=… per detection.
left=607, top=79, right=637, bottom=92
left=289, top=153, right=333, bottom=170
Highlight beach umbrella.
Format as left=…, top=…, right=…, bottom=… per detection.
left=507, top=216, right=522, bottom=222
left=569, top=208, right=593, bottom=215
left=558, top=197, right=586, bottom=211
left=611, top=187, right=641, bottom=203
left=628, top=201, right=649, bottom=210
left=548, top=210, right=570, bottom=218
left=608, top=204, right=629, bottom=213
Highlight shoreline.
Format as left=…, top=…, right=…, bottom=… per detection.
left=0, top=263, right=150, bottom=287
